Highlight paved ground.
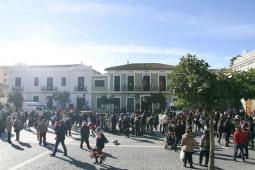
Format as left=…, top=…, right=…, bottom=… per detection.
left=0, top=126, right=255, bottom=170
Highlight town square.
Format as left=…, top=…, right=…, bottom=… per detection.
left=1, top=1, right=255, bottom=170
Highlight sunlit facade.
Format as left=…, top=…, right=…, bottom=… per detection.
left=7, top=64, right=95, bottom=110
left=232, top=49, right=255, bottom=71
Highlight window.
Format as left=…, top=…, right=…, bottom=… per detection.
left=114, top=76, right=120, bottom=91
left=47, top=77, right=53, bottom=90
left=61, top=77, right=66, bottom=86
left=15, top=77, right=21, bottom=87
left=34, top=77, right=39, bottom=86
left=112, top=98, right=121, bottom=112
left=142, top=75, right=150, bottom=91
left=78, top=77, right=85, bottom=91
left=33, top=96, right=39, bottom=102
left=96, top=97, right=104, bottom=108
left=159, top=75, right=166, bottom=91
left=127, top=76, right=134, bottom=91
left=127, top=98, right=135, bottom=112
left=95, top=80, right=105, bottom=87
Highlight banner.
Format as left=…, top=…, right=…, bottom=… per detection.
left=241, top=99, right=254, bottom=116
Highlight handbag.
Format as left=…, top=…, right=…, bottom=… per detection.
left=180, top=150, right=185, bottom=161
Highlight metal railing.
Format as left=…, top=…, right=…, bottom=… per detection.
left=74, top=86, right=87, bottom=92
left=41, top=86, right=57, bottom=91
left=12, top=86, right=24, bottom=91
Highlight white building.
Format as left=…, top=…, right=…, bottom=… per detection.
left=8, top=64, right=98, bottom=110
left=232, top=49, right=255, bottom=71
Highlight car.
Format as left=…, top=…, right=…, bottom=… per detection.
left=23, top=101, right=47, bottom=115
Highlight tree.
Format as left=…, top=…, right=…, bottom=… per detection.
left=8, top=91, right=24, bottom=111
left=169, top=54, right=217, bottom=170
left=53, top=91, right=70, bottom=109
left=230, top=55, right=240, bottom=67
left=149, top=93, right=166, bottom=111
left=231, top=69, right=255, bottom=115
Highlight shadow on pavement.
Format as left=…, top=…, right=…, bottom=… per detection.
left=103, top=152, right=117, bottom=159
left=11, top=143, right=24, bottom=151
left=215, top=153, right=232, bottom=158
left=19, top=141, right=32, bottom=148
left=215, top=167, right=226, bottom=170
left=54, top=155, right=97, bottom=170
left=99, top=163, right=128, bottom=170
left=129, top=137, right=155, bottom=144
left=142, top=135, right=164, bottom=141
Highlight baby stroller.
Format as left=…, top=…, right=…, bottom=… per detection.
left=90, top=148, right=106, bottom=164
left=165, top=131, right=175, bottom=149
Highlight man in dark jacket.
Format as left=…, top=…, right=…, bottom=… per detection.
left=50, top=121, right=67, bottom=156
left=65, top=116, right=72, bottom=136
left=13, top=116, right=22, bottom=142
left=80, top=121, right=91, bottom=150
left=38, top=119, right=47, bottom=146
left=111, top=113, right=117, bottom=133
left=173, top=121, right=182, bottom=151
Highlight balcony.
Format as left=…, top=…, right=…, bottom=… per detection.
left=121, top=85, right=167, bottom=92
left=12, top=86, right=24, bottom=91
left=41, top=86, right=57, bottom=92
left=74, top=86, right=87, bottom=92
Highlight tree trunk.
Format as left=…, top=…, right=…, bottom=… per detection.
left=208, top=113, right=215, bottom=170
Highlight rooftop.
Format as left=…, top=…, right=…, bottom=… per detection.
left=105, top=63, right=175, bottom=71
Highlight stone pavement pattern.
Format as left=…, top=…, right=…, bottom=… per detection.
left=0, top=127, right=255, bottom=170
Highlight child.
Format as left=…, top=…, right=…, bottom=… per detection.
left=93, top=127, right=108, bottom=164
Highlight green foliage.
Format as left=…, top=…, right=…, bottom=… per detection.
left=148, top=93, right=166, bottom=111
left=232, top=69, right=255, bottom=100
left=230, top=55, right=240, bottom=67
left=53, top=91, right=70, bottom=108
left=169, top=54, right=216, bottom=110
left=7, top=91, right=24, bottom=111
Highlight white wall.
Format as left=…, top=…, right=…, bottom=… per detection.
left=8, top=64, right=94, bottom=109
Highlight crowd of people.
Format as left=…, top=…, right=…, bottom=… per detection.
left=0, top=107, right=255, bottom=167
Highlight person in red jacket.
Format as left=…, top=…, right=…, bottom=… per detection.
left=233, top=127, right=246, bottom=162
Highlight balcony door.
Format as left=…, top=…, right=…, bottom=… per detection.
left=47, top=77, right=53, bottom=90
left=127, top=76, right=134, bottom=91
left=78, top=77, right=85, bottom=91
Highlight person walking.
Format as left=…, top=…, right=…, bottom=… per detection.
left=80, top=121, right=92, bottom=150
left=93, top=127, right=108, bottom=164
left=162, top=112, right=169, bottom=134
left=181, top=129, right=197, bottom=168
left=50, top=120, right=67, bottom=157
left=233, top=127, right=246, bottom=162
left=0, top=112, right=6, bottom=137
left=173, top=121, right=182, bottom=152
left=242, top=124, right=249, bottom=159
left=199, top=129, right=210, bottom=167
left=65, top=116, right=72, bottom=136
left=249, top=117, right=255, bottom=149
left=123, top=115, right=130, bottom=138
left=13, top=116, right=22, bottom=142
left=38, top=118, right=48, bottom=146
left=6, top=114, right=13, bottom=144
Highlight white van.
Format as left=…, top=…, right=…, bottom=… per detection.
left=23, top=101, right=47, bottom=115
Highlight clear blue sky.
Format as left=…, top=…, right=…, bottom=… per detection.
left=0, top=0, right=255, bottom=73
